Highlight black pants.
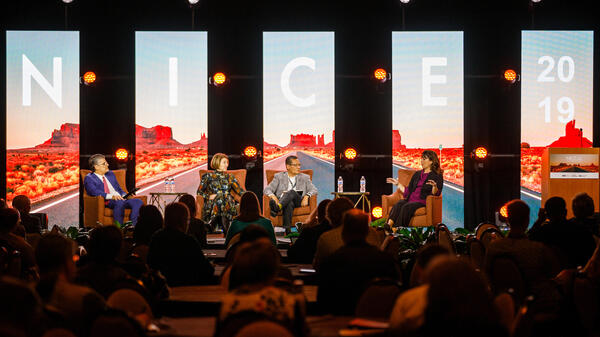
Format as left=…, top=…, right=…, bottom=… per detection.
left=280, top=190, right=302, bottom=229
left=388, top=199, right=425, bottom=227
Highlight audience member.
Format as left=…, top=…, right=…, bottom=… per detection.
left=217, top=240, right=308, bottom=337
left=147, top=202, right=214, bottom=286
left=421, top=257, right=507, bottom=337
left=0, top=208, right=36, bottom=279
left=485, top=200, right=559, bottom=291
left=570, top=192, right=600, bottom=237
left=36, top=233, right=105, bottom=335
left=287, top=199, right=331, bottom=264
left=11, top=195, right=42, bottom=234
left=221, top=225, right=291, bottom=290
left=0, top=276, right=43, bottom=337
left=76, top=225, right=145, bottom=299
left=132, top=205, right=163, bottom=263
left=107, top=289, right=153, bottom=331
left=390, top=245, right=450, bottom=334
left=226, top=191, right=276, bottom=246
left=409, top=243, right=450, bottom=287
left=0, top=198, right=7, bottom=209
left=178, top=194, right=209, bottom=248
left=529, top=196, right=596, bottom=269
left=313, top=197, right=382, bottom=269
left=317, top=209, right=399, bottom=315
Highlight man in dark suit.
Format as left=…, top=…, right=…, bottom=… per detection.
left=83, top=154, right=143, bottom=225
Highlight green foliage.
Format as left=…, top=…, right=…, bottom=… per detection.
left=396, top=226, right=435, bottom=251
left=66, top=226, right=79, bottom=240
left=369, top=218, right=387, bottom=228
left=285, top=232, right=300, bottom=239
left=454, top=227, right=472, bottom=236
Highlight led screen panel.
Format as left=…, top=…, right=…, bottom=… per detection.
left=263, top=32, right=335, bottom=203
left=6, top=31, right=79, bottom=228
left=392, top=31, right=464, bottom=229
left=521, top=31, right=594, bottom=223
left=135, top=32, right=208, bottom=200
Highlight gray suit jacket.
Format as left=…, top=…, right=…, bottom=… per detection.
left=263, top=172, right=318, bottom=199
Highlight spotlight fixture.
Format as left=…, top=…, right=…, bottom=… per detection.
left=243, top=146, right=258, bottom=158
left=188, top=0, right=200, bottom=4
left=531, top=0, right=541, bottom=3
left=373, top=68, right=388, bottom=83
left=344, top=148, right=358, bottom=160
left=399, top=0, right=411, bottom=3
left=372, top=206, right=383, bottom=219
left=115, top=148, right=129, bottom=160
left=472, top=147, right=488, bottom=160
left=62, top=0, right=74, bottom=3
left=503, top=69, right=518, bottom=83
left=210, top=72, right=228, bottom=87
left=82, top=71, right=96, bottom=85
left=499, top=204, right=508, bottom=219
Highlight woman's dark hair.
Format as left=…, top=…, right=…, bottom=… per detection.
left=235, top=191, right=261, bottom=222
left=317, top=199, right=332, bottom=225
left=422, top=150, right=443, bottom=175
left=178, top=194, right=197, bottom=217
left=423, top=258, right=504, bottom=337
left=133, top=205, right=163, bottom=245
left=325, top=197, right=354, bottom=228
left=229, top=240, right=280, bottom=290
left=87, top=225, right=123, bottom=264
left=572, top=193, right=595, bottom=219
left=164, top=202, right=190, bottom=233
left=239, top=224, right=271, bottom=244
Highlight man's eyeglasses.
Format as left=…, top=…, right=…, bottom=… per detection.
left=288, top=164, right=301, bottom=167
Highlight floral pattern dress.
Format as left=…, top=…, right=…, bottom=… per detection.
left=197, top=171, right=244, bottom=223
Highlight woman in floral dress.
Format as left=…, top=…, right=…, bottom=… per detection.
left=197, top=153, right=244, bottom=232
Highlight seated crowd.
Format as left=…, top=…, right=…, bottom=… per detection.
left=0, top=191, right=600, bottom=337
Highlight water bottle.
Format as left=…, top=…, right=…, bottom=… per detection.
left=360, top=176, right=366, bottom=193
left=164, top=177, right=169, bottom=192
left=171, top=176, right=176, bottom=192
left=337, top=176, right=343, bottom=193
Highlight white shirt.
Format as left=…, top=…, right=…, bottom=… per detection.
left=287, top=175, right=297, bottom=192
left=93, top=172, right=123, bottom=200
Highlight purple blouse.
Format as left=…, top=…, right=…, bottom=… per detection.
left=404, top=171, right=429, bottom=205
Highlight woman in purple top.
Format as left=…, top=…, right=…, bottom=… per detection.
left=386, top=150, right=444, bottom=227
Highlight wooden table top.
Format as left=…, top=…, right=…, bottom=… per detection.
left=167, top=284, right=318, bottom=303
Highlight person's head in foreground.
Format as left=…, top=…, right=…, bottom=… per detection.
left=229, top=240, right=280, bottom=290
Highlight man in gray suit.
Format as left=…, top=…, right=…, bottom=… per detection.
left=264, top=155, right=318, bottom=232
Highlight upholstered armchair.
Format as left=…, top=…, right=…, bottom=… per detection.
left=80, top=169, right=147, bottom=228
left=381, top=168, right=442, bottom=227
left=262, top=169, right=317, bottom=227
left=195, top=169, right=247, bottom=219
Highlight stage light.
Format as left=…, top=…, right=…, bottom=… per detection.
left=504, top=69, right=518, bottom=83
left=399, top=0, right=411, bottom=3
left=372, top=206, right=383, bottom=219
left=473, top=147, right=488, bottom=160
left=531, top=0, right=541, bottom=2
left=62, top=0, right=74, bottom=3
left=115, top=148, right=129, bottom=160
left=499, top=204, right=508, bottom=218
left=374, top=68, right=388, bottom=82
left=243, top=146, right=257, bottom=158
left=82, top=71, right=96, bottom=85
left=188, top=0, right=200, bottom=4
left=344, top=148, right=357, bottom=160
left=212, top=72, right=227, bottom=86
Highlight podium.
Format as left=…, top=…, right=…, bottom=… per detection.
left=541, top=147, right=600, bottom=218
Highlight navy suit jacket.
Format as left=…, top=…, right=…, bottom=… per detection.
left=83, top=170, right=125, bottom=199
